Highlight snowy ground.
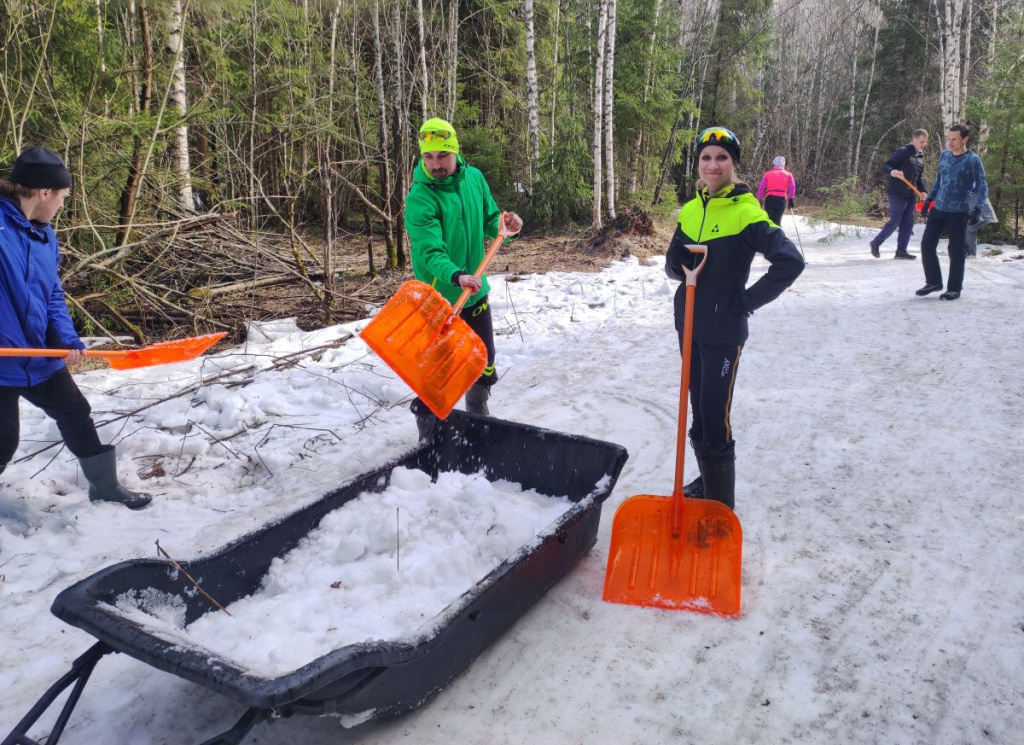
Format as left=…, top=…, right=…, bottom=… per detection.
left=2, top=216, right=1023, bottom=745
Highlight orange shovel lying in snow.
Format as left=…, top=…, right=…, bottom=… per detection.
left=0, top=331, right=226, bottom=370
left=603, top=245, right=742, bottom=616
left=360, top=214, right=515, bottom=420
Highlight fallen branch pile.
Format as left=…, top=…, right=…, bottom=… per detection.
left=59, top=213, right=397, bottom=345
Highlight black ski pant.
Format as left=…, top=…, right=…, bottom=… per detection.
left=920, top=210, right=969, bottom=293
left=0, top=368, right=103, bottom=472
left=678, top=338, right=744, bottom=459
left=764, top=195, right=787, bottom=226
left=463, top=295, right=496, bottom=386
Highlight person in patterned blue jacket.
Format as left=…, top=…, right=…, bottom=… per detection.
left=915, top=124, right=989, bottom=301
left=1, top=147, right=151, bottom=509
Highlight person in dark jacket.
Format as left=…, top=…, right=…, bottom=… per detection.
left=664, top=127, right=804, bottom=510
left=915, top=123, right=989, bottom=301
left=0, top=147, right=151, bottom=509
left=404, top=118, right=522, bottom=428
left=870, top=129, right=929, bottom=260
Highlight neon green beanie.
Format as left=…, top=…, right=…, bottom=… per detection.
left=418, top=118, right=459, bottom=155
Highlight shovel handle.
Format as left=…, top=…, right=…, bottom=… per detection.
left=0, top=348, right=131, bottom=360
left=895, top=173, right=925, bottom=200
left=450, top=212, right=515, bottom=317
left=673, top=245, right=708, bottom=537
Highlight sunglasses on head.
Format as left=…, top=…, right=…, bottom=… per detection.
left=419, top=130, right=452, bottom=143
left=696, top=127, right=737, bottom=146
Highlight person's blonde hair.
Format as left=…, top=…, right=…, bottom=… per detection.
left=695, top=173, right=747, bottom=192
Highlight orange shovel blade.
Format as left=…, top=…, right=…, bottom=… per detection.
left=360, top=280, right=487, bottom=419
left=603, top=494, right=742, bottom=616
left=104, top=331, right=227, bottom=369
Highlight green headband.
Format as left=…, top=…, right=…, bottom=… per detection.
left=418, top=117, right=459, bottom=155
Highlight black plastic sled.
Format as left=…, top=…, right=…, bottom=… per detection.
left=5, top=404, right=628, bottom=745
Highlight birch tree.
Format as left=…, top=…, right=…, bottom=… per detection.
left=603, top=0, right=617, bottom=220
left=524, top=0, right=541, bottom=183
left=933, top=0, right=968, bottom=126
left=372, top=0, right=397, bottom=268
left=592, top=0, right=609, bottom=230
left=168, top=0, right=194, bottom=212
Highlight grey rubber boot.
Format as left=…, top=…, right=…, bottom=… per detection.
left=698, top=456, right=735, bottom=510
left=465, top=382, right=491, bottom=416
left=79, top=445, right=152, bottom=509
left=410, top=399, right=440, bottom=442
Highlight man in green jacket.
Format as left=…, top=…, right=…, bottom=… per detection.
left=405, top=118, right=522, bottom=420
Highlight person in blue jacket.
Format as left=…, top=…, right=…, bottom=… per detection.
left=915, top=124, right=989, bottom=301
left=1, top=147, right=151, bottom=508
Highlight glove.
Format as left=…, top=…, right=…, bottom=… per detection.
left=788, top=199, right=794, bottom=209
left=919, top=201, right=932, bottom=218
left=969, top=207, right=981, bottom=226
left=727, top=291, right=752, bottom=318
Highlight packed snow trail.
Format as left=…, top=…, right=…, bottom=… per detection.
left=1, top=216, right=1022, bottom=745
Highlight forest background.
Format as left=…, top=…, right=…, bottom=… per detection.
left=2, top=0, right=1022, bottom=342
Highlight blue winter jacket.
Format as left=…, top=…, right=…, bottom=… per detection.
left=927, top=149, right=988, bottom=214
left=0, top=195, right=83, bottom=387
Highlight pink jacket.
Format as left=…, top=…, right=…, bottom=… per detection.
left=757, top=168, right=796, bottom=200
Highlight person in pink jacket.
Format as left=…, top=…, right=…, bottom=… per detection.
left=756, top=156, right=796, bottom=225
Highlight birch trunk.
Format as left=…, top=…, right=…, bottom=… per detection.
left=350, top=13, right=375, bottom=275
left=524, top=0, right=541, bottom=183
left=445, top=0, right=458, bottom=121
left=592, top=0, right=609, bottom=231
left=169, top=0, right=193, bottom=212
left=372, top=0, right=397, bottom=268
left=416, top=0, right=428, bottom=121
left=603, top=0, right=617, bottom=220
left=389, top=1, right=408, bottom=269
left=934, top=0, right=967, bottom=127
left=847, top=23, right=859, bottom=177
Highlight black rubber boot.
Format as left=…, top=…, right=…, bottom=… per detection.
left=78, top=445, right=152, bottom=509
left=683, top=474, right=704, bottom=497
left=465, top=381, right=491, bottom=416
left=698, top=456, right=735, bottom=510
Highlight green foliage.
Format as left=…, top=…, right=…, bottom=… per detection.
left=816, top=176, right=879, bottom=221
left=527, top=128, right=592, bottom=227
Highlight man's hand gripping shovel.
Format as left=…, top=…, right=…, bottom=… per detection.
left=603, top=245, right=742, bottom=616
left=360, top=213, right=518, bottom=419
left=895, top=173, right=930, bottom=214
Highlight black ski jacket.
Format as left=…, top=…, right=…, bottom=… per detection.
left=883, top=143, right=927, bottom=198
left=665, top=183, right=804, bottom=346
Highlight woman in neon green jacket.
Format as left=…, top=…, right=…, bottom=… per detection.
left=665, top=127, right=804, bottom=510
left=404, top=118, right=522, bottom=420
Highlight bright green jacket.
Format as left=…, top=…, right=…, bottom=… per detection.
left=405, top=155, right=502, bottom=306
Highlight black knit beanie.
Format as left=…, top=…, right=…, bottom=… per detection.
left=9, top=147, right=72, bottom=189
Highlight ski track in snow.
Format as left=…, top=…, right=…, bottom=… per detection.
left=2, top=216, right=1023, bottom=745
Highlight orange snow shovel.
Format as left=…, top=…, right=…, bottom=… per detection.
left=603, top=245, right=742, bottom=616
left=360, top=213, right=514, bottom=420
left=0, top=331, right=226, bottom=370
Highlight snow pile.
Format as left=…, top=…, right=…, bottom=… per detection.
left=108, top=467, right=572, bottom=678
